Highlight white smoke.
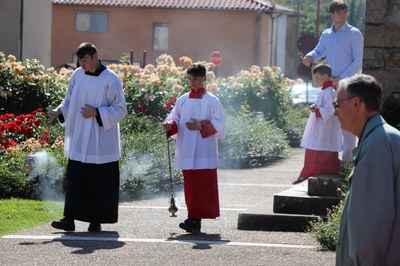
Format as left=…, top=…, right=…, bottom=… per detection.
left=28, top=151, right=65, bottom=201
left=120, top=152, right=154, bottom=184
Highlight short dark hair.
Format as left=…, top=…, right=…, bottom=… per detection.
left=329, top=0, right=348, bottom=13
left=75, top=42, right=97, bottom=59
left=339, top=74, right=382, bottom=112
left=313, top=64, right=332, bottom=77
left=187, top=64, right=206, bottom=77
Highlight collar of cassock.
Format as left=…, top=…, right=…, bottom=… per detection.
left=321, top=80, right=336, bottom=90
left=189, top=87, right=206, bottom=98
left=85, top=61, right=106, bottom=76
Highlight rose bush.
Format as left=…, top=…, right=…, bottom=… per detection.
left=0, top=52, right=299, bottom=200
left=0, top=108, right=51, bottom=149
left=0, top=52, right=70, bottom=115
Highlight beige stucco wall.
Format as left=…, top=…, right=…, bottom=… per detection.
left=52, top=6, right=273, bottom=77
left=0, top=0, right=21, bottom=58
left=0, top=0, right=52, bottom=67
left=23, top=0, right=52, bottom=67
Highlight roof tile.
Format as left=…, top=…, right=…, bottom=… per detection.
left=52, top=0, right=276, bottom=12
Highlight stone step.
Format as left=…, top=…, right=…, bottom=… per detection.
left=237, top=198, right=322, bottom=232
left=273, top=181, right=341, bottom=216
left=307, top=174, right=345, bottom=197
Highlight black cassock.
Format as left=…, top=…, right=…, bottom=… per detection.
left=63, top=160, right=119, bottom=223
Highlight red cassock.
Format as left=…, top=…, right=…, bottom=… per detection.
left=299, top=148, right=340, bottom=178
left=182, top=169, right=220, bottom=219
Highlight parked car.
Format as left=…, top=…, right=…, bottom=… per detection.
left=290, top=82, right=320, bottom=105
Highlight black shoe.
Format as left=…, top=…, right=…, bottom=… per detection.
left=292, top=177, right=306, bottom=185
left=51, top=218, right=75, bottom=231
left=88, top=223, right=101, bottom=232
left=179, top=219, right=201, bottom=233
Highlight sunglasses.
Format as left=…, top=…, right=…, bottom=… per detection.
left=332, top=96, right=355, bottom=109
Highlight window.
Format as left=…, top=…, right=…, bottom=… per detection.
left=153, top=23, right=169, bottom=51
left=75, top=11, right=108, bottom=33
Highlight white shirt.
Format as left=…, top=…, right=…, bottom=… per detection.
left=166, top=92, right=226, bottom=170
left=58, top=67, right=127, bottom=164
left=301, top=86, right=342, bottom=152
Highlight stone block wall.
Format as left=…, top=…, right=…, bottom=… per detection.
left=364, top=0, right=400, bottom=94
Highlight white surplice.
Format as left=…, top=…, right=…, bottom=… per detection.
left=58, top=68, right=127, bottom=164
left=300, top=86, right=342, bottom=152
left=166, top=92, right=226, bottom=170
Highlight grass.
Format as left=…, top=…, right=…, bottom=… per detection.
left=0, top=198, right=63, bottom=236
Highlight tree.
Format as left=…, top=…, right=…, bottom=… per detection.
left=277, top=0, right=365, bottom=37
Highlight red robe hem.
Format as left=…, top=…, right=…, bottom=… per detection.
left=182, top=169, right=220, bottom=219
left=299, top=149, right=340, bottom=179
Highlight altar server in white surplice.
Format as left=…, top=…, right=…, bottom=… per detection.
left=49, top=42, right=127, bottom=232
left=293, top=64, right=342, bottom=185
left=163, top=64, right=226, bottom=233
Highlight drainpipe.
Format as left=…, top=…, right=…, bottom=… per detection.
left=19, top=0, right=24, bottom=61
left=253, top=11, right=261, bottom=65
left=268, top=10, right=283, bottom=67
left=269, top=14, right=275, bottom=66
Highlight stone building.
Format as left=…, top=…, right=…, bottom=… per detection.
left=363, top=0, right=400, bottom=94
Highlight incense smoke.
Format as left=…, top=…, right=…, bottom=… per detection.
left=28, top=151, right=65, bottom=201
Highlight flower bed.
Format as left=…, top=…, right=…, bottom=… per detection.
left=0, top=52, right=297, bottom=200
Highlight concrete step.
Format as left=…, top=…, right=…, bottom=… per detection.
left=237, top=198, right=321, bottom=232
left=237, top=174, right=344, bottom=232
left=307, top=174, right=345, bottom=197
left=273, top=181, right=341, bottom=216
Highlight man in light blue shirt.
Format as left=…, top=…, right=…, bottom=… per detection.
left=302, top=0, right=364, bottom=164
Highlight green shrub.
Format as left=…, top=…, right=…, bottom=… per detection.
left=0, top=53, right=68, bottom=115
left=215, top=66, right=292, bottom=128
left=119, top=114, right=183, bottom=200
left=282, top=105, right=309, bottom=147
left=0, top=147, right=36, bottom=199
left=219, top=105, right=289, bottom=169
left=0, top=107, right=66, bottom=200
left=0, top=145, right=66, bottom=200
left=309, top=166, right=352, bottom=250
left=309, top=201, right=344, bottom=250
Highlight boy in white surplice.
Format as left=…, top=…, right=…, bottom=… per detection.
left=162, top=64, right=226, bottom=233
left=49, top=42, right=127, bottom=232
left=293, top=64, right=342, bottom=184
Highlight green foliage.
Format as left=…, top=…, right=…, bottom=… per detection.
left=282, top=105, right=309, bottom=147
left=216, top=66, right=292, bottom=128
left=0, top=53, right=68, bottom=115
left=0, top=150, right=34, bottom=199
left=276, top=0, right=365, bottom=37
left=0, top=146, right=66, bottom=200
left=0, top=106, right=66, bottom=200
left=309, top=165, right=352, bottom=250
left=309, top=201, right=344, bottom=250
left=119, top=52, right=131, bottom=65
left=120, top=55, right=187, bottom=121
left=119, top=114, right=182, bottom=200
left=0, top=52, right=296, bottom=200
left=219, top=105, right=289, bottom=169
left=0, top=198, right=63, bottom=236
left=381, top=92, right=400, bottom=130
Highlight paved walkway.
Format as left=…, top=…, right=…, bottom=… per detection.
left=0, top=148, right=336, bottom=265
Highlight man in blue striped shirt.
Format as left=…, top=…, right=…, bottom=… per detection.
left=302, top=0, right=364, bottom=165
